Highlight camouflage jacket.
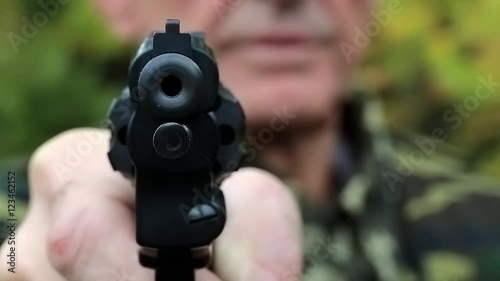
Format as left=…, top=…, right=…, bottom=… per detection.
left=282, top=94, right=500, bottom=281
left=1, top=93, right=500, bottom=281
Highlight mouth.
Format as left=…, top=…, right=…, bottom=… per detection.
left=217, top=30, right=334, bottom=68
left=221, top=27, right=333, bottom=47
left=249, top=35, right=325, bottom=50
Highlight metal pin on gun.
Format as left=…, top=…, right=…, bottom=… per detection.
left=105, top=19, right=245, bottom=281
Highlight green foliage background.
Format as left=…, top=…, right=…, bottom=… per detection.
left=0, top=0, right=132, bottom=160
left=1, top=0, right=499, bottom=177
left=359, top=0, right=500, bottom=178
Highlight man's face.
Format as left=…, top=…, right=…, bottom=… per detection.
left=95, top=0, right=372, bottom=128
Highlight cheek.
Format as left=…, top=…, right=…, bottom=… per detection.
left=322, top=0, right=371, bottom=63
left=94, top=0, right=167, bottom=41
left=106, top=0, right=223, bottom=40
left=322, top=0, right=370, bottom=26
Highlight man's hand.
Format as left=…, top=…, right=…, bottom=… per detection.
left=0, top=128, right=302, bottom=281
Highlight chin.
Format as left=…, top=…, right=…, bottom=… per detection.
left=219, top=58, right=342, bottom=131
left=229, top=77, right=339, bottom=131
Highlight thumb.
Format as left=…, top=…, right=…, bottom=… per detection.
left=213, top=168, right=303, bottom=281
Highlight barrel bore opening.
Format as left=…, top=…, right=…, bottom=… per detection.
left=161, top=75, right=182, bottom=97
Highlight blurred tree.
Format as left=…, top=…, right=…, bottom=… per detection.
left=0, top=0, right=132, bottom=161
left=359, top=0, right=500, bottom=178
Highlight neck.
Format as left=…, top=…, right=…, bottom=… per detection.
left=252, top=111, right=340, bottom=207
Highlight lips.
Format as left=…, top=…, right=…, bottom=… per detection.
left=218, top=27, right=334, bottom=50
left=214, top=29, right=333, bottom=69
left=249, top=33, right=328, bottom=51
left=243, top=36, right=321, bottom=58
left=253, top=36, right=311, bottom=46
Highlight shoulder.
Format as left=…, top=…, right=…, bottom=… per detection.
left=388, top=141, right=500, bottom=281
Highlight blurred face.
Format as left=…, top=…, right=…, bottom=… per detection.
left=95, top=0, right=372, bottom=129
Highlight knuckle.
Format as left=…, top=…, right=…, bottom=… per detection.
left=47, top=214, right=81, bottom=276
left=46, top=181, right=131, bottom=278
left=28, top=128, right=109, bottom=198
left=45, top=184, right=81, bottom=274
left=46, top=195, right=98, bottom=277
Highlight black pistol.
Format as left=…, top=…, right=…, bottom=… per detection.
left=105, top=19, right=245, bottom=281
